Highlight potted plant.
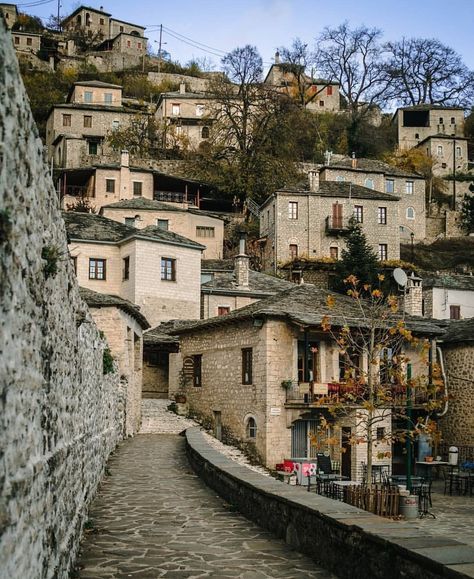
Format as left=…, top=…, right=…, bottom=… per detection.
left=175, top=393, right=187, bottom=404
left=281, top=380, right=293, bottom=390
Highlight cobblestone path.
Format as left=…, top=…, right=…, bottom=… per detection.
left=75, top=435, right=335, bottom=578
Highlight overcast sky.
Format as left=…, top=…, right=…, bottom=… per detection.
left=28, top=0, right=474, bottom=71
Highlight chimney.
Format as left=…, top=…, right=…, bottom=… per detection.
left=235, top=232, right=249, bottom=287
left=308, top=170, right=319, bottom=192
left=275, top=50, right=280, bottom=64
left=404, top=273, right=423, bottom=317
left=351, top=152, right=357, bottom=169
left=121, top=149, right=129, bottom=167
left=179, top=83, right=186, bottom=94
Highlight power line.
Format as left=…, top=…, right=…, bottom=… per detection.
left=17, top=0, right=55, bottom=7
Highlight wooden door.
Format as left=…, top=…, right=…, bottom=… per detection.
left=342, top=427, right=352, bottom=479
left=332, top=203, right=343, bottom=229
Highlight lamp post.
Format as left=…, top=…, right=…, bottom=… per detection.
left=410, top=232, right=415, bottom=264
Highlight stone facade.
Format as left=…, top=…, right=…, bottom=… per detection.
left=148, top=71, right=210, bottom=93
left=417, top=135, right=469, bottom=177
left=10, top=31, right=41, bottom=54
left=201, top=293, right=257, bottom=319
left=0, top=22, right=124, bottom=576
left=0, top=4, right=17, bottom=29
left=62, top=6, right=145, bottom=41
left=422, top=286, right=474, bottom=319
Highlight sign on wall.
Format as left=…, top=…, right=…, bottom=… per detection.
left=183, top=357, right=194, bottom=381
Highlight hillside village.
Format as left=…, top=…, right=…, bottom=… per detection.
left=1, top=3, right=474, bottom=577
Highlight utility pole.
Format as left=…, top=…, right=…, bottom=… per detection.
left=57, top=0, right=61, bottom=31
left=157, top=24, right=163, bottom=73
left=452, top=138, right=457, bottom=210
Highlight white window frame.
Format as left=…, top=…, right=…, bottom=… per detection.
left=364, top=178, right=374, bottom=190
left=378, top=244, right=388, bottom=261
left=104, top=92, right=113, bottom=104
left=288, top=201, right=298, bottom=220
left=406, top=207, right=415, bottom=220
left=405, top=181, right=414, bottom=195
left=171, top=103, right=180, bottom=116
left=196, top=104, right=205, bottom=117
left=385, top=179, right=394, bottom=194
left=84, top=91, right=93, bottom=103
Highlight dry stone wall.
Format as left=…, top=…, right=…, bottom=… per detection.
left=0, top=20, right=124, bottom=578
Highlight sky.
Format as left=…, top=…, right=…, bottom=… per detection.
left=26, top=0, right=474, bottom=71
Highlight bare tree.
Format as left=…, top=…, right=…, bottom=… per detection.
left=383, top=38, right=474, bottom=107
left=315, top=22, right=388, bottom=117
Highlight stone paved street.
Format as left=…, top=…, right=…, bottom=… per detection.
left=75, top=434, right=335, bottom=578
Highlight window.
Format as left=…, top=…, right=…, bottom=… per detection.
left=405, top=180, right=414, bottom=194
left=105, top=179, right=115, bottom=193
left=288, top=201, right=298, bottom=219
left=85, top=12, right=90, bottom=26
left=364, top=178, right=374, bottom=189
left=26, top=37, right=32, bottom=46
left=326, top=85, right=333, bottom=96
left=378, top=244, right=388, bottom=261
left=127, top=40, right=131, bottom=47
left=88, top=141, right=98, bottom=155
left=437, top=145, right=443, bottom=157
left=157, top=219, right=169, bottom=230
left=196, top=226, right=215, bottom=238
left=99, top=17, right=105, bottom=25
left=62, top=114, right=71, bottom=126
left=218, top=306, right=230, bottom=316
left=242, top=348, right=253, bottom=385
left=246, top=417, right=257, bottom=439
left=451, top=117, right=456, bottom=125
left=137, top=42, right=142, bottom=49
left=439, top=117, right=444, bottom=124
left=319, top=100, right=324, bottom=106
left=376, top=427, right=385, bottom=441
left=112, top=120, right=120, bottom=130
left=353, top=205, right=363, bottom=223
left=289, top=244, right=298, bottom=260
left=415, top=133, right=420, bottom=139
left=378, top=207, right=387, bottom=225
left=336, top=175, right=345, bottom=182
left=124, top=217, right=136, bottom=227
left=83, top=115, right=92, bottom=128
left=385, top=179, right=394, bottom=194
left=196, top=104, right=205, bottom=116
left=161, top=257, right=176, bottom=281
left=442, top=163, right=447, bottom=169
left=122, top=256, right=130, bottom=280
left=14, top=36, right=19, bottom=44
left=201, top=126, right=210, bottom=139
left=132, top=181, right=142, bottom=196
left=84, top=91, right=93, bottom=103
left=104, top=93, right=113, bottom=104
left=456, top=146, right=462, bottom=158
left=172, top=103, right=180, bottom=116
left=89, top=258, right=106, bottom=280
left=406, top=207, right=415, bottom=220
left=192, top=354, right=202, bottom=387
left=450, top=305, right=461, bottom=320
left=119, top=25, right=124, bottom=32
left=329, top=246, right=339, bottom=260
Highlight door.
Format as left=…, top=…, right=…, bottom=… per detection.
left=291, top=419, right=321, bottom=458
left=332, top=203, right=343, bottom=229
left=341, top=427, right=352, bottom=479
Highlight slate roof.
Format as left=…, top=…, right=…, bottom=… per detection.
left=423, top=274, right=474, bottom=291
left=101, top=198, right=224, bottom=220
left=201, top=259, right=234, bottom=272
left=201, top=270, right=294, bottom=297
left=79, top=287, right=150, bottom=329
left=63, top=212, right=205, bottom=250
left=73, top=80, right=122, bottom=89
left=439, top=318, right=474, bottom=344
left=144, top=320, right=196, bottom=346
left=173, top=284, right=445, bottom=336
left=396, top=104, right=464, bottom=112
left=322, top=157, right=422, bottom=179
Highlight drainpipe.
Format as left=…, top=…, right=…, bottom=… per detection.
left=304, top=328, right=309, bottom=382
left=435, top=346, right=449, bottom=417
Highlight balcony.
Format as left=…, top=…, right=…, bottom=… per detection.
left=325, top=216, right=351, bottom=234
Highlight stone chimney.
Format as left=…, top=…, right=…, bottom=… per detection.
left=405, top=273, right=423, bottom=317
left=235, top=233, right=249, bottom=287
left=351, top=152, right=357, bottom=169
left=179, top=83, right=186, bottom=94
left=308, top=170, right=319, bottom=192
left=121, top=149, right=130, bottom=167
left=275, top=50, right=280, bottom=64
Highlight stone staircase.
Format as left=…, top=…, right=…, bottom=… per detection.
left=139, top=398, right=198, bottom=434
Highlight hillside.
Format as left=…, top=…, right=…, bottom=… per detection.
left=401, top=238, right=474, bottom=271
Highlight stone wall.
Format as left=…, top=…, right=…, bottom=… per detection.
left=148, top=72, right=210, bottom=93
left=0, top=20, right=124, bottom=578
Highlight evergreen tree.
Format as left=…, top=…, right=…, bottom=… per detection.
left=333, top=221, right=380, bottom=293
left=460, top=195, right=474, bottom=234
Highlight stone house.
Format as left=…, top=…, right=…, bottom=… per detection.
left=10, top=30, right=41, bottom=54
left=65, top=211, right=204, bottom=326
left=0, top=3, right=18, bottom=29
left=319, top=156, right=426, bottom=241
left=101, top=197, right=225, bottom=260
left=438, top=318, right=474, bottom=448
left=259, top=176, right=401, bottom=274
left=79, top=287, right=150, bottom=435
left=171, top=284, right=443, bottom=475
left=416, top=134, right=469, bottom=177
left=155, top=84, right=214, bottom=149
left=45, top=80, right=144, bottom=168
left=422, top=274, right=474, bottom=320
left=264, top=52, right=340, bottom=113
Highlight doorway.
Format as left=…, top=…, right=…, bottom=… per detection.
left=341, top=427, right=352, bottom=479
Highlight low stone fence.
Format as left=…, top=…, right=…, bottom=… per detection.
left=186, top=427, right=474, bottom=579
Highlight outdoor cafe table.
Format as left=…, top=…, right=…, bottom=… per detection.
left=415, top=461, right=450, bottom=478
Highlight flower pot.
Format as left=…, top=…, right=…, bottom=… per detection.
left=175, top=394, right=187, bottom=404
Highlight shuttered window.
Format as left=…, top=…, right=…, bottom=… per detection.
left=242, top=348, right=253, bottom=385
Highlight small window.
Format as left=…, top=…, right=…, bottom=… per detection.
left=26, top=37, right=32, bottom=46
left=376, top=427, right=385, bottom=441
left=193, top=354, right=202, bottom=387
left=450, top=305, right=461, bottom=320
left=172, top=104, right=180, bottom=116
left=329, top=246, right=339, bottom=260
left=378, top=244, right=388, bottom=261
left=385, top=179, right=394, bottom=193
left=119, top=25, right=124, bottom=32
left=353, top=205, right=363, bottom=223
left=439, top=117, right=444, bottom=124
left=242, top=348, right=253, bottom=385
left=62, top=114, right=71, bottom=127
left=124, top=217, right=136, bottom=227
left=14, top=36, right=19, bottom=45
left=157, top=219, right=169, bottom=230
left=105, top=179, right=115, bottom=193
left=364, top=178, right=374, bottom=189
left=288, top=201, right=298, bottom=219
left=196, top=226, right=215, bottom=238
left=405, top=180, right=414, bottom=194
left=406, top=207, right=415, bottom=220
left=83, top=115, right=92, bottom=128
left=319, top=100, right=324, bottom=106
left=451, top=117, right=456, bottom=125
left=218, top=306, right=230, bottom=316
left=100, top=17, right=105, bottom=25
left=456, top=146, right=462, bottom=158
left=437, top=145, right=443, bottom=157
left=85, top=12, right=90, bottom=26
left=442, top=163, right=447, bottom=169
left=84, top=91, right=93, bottom=103
left=196, top=104, right=205, bottom=117
left=336, top=175, right=345, bottom=182
left=122, top=256, right=130, bottom=280
left=201, top=126, right=210, bottom=139
left=132, top=181, right=142, bottom=196
left=326, top=85, right=333, bottom=96
left=289, top=244, right=298, bottom=260
left=378, top=207, right=387, bottom=225
left=246, top=417, right=257, bottom=439
left=89, top=258, right=106, bottom=280
left=112, top=120, right=120, bottom=131
left=127, top=40, right=131, bottom=47
left=161, top=257, right=176, bottom=281
left=137, top=42, right=142, bottom=49
left=104, top=93, right=113, bottom=104
left=88, top=141, right=98, bottom=155
left=415, top=133, right=420, bottom=139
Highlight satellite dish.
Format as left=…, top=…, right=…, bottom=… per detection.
left=393, top=268, right=408, bottom=287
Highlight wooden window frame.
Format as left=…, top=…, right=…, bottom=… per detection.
left=83, top=115, right=92, bottom=128
left=193, top=354, right=202, bottom=387
left=62, top=114, right=71, bottom=127
left=242, top=348, right=253, bottom=385
left=89, top=258, right=106, bottom=280
left=105, top=178, right=115, bottom=193
left=378, top=207, right=387, bottom=225
left=161, top=257, right=176, bottom=281
left=217, top=306, right=230, bottom=316
left=288, top=201, right=298, bottom=220
left=132, top=181, right=143, bottom=196
left=378, top=244, right=388, bottom=261
left=353, top=205, right=363, bottom=223
left=122, top=256, right=130, bottom=281
left=196, top=226, right=215, bottom=238
left=450, top=305, right=461, bottom=320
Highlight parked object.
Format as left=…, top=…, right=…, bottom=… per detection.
left=449, top=446, right=459, bottom=465
left=399, top=495, right=418, bottom=520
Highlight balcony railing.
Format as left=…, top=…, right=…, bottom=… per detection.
left=154, top=190, right=197, bottom=205
left=325, top=216, right=351, bottom=234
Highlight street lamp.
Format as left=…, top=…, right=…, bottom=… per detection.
left=410, top=232, right=415, bottom=263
